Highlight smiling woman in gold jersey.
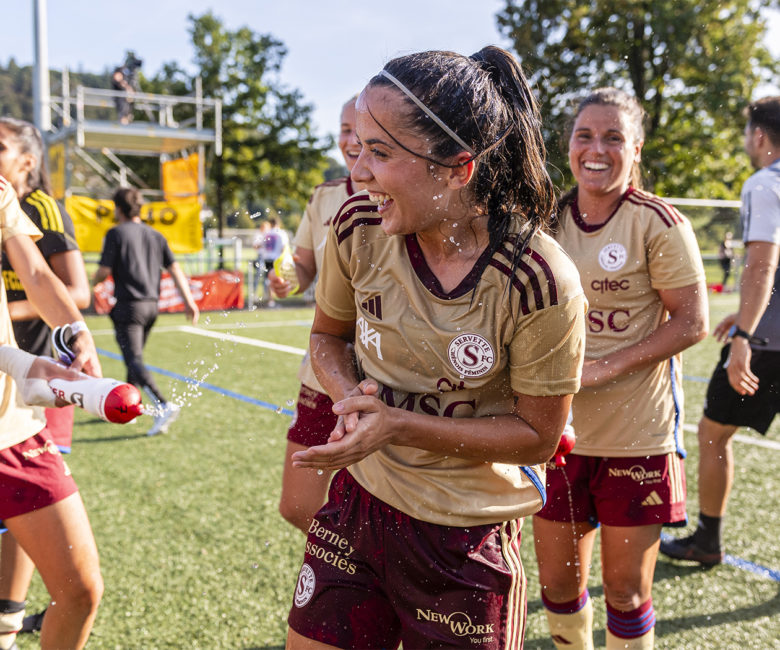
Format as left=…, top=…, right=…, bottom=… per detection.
left=534, top=88, right=708, bottom=650
left=285, top=46, right=586, bottom=650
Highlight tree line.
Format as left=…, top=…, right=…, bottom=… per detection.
left=1, top=4, right=777, bottom=235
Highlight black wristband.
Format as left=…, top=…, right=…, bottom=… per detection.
left=729, top=325, right=768, bottom=346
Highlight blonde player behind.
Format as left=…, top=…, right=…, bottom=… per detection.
left=0, top=176, right=103, bottom=650
left=534, top=88, right=708, bottom=650
left=285, top=47, right=586, bottom=649
left=268, top=95, right=362, bottom=533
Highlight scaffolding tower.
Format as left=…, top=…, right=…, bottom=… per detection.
left=45, top=72, right=222, bottom=201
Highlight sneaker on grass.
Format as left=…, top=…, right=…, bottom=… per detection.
left=147, top=402, right=181, bottom=437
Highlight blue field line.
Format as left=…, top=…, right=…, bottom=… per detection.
left=96, top=348, right=295, bottom=417
left=683, top=374, right=709, bottom=384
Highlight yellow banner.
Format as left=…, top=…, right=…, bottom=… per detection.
left=48, top=143, right=66, bottom=200
left=162, top=153, right=200, bottom=200
left=65, top=195, right=203, bottom=254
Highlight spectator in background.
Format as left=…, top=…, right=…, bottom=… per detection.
left=259, top=218, right=288, bottom=307
left=0, top=116, right=92, bottom=637
left=661, top=96, right=780, bottom=567
left=94, top=187, right=199, bottom=436
left=111, top=66, right=134, bottom=125
left=0, top=175, right=103, bottom=650
left=718, top=230, right=736, bottom=290
left=270, top=95, right=361, bottom=533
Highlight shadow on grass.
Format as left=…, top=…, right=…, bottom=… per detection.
left=654, top=559, right=780, bottom=638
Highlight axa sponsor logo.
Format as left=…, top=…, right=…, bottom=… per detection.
left=590, top=277, right=630, bottom=293
left=598, top=243, right=627, bottom=271
left=416, top=609, right=495, bottom=637
left=448, top=334, right=494, bottom=378
left=608, top=465, right=663, bottom=482
left=357, top=316, right=383, bottom=360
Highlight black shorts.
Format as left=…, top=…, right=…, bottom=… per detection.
left=703, top=344, right=780, bottom=434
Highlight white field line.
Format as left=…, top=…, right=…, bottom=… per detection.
left=89, top=319, right=312, bottom=337
left=176, top=325, right=307, bottom=356
left=682, top=423, right=780, bottom=451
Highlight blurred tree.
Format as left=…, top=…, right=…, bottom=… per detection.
left=186, top=11, right=331, bottom=227
left=497, top=0, right=779, bottom=198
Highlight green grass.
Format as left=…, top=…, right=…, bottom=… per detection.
left=14, top=298, right=780, bottom=648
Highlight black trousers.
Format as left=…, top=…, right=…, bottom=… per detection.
left=110, top=300, right=165, bottom=403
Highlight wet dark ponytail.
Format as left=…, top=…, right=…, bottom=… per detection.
left=368, top=46, right=555, bottom=270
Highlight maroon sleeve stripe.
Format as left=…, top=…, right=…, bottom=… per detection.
left=529, top=249, right=558, bottom=306
left=491, top=244, right=560, bottom=313
left=627, top=193, right=683, bottom=227
left=333, top=199, right=378, bottom=234
left=489, top=257, right=531, bottom=314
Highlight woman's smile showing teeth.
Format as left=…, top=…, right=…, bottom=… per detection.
left=583, top=161, right=609, bottom=171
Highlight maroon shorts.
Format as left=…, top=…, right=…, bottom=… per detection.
left=536, top=452, right=686, bottom=527
left=0, top=431, right=78, bottom=521
left=45, top=406, right=75, bottom=453
left=288, top=470, right=528, bottom=649
left=287, top=384, right=338, bottom=447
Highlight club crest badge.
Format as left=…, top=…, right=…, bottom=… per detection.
left=598, top=243, right=627, bottom=271
left=294, top=563, right=316, bottom=608
left=448, top=334, right=495, bottom=378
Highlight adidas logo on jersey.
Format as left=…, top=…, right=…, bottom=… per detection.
left=361, top=295, right=382, bottom=319
left=641, top=491, right=664, bottom=507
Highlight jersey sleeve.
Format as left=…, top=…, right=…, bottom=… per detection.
left=647, top=214, right=705, bottom=291
left=161, top=236, right=176, bottom=268
left=509, top=240, right=586, bottom=396
left=0, top=182, right=41, bottom=243
left=742, top=182, right=780, bottom=245
left=98, top=229, right=118, bottom=268
left=314, top=221, right=356, bottom=322
left=293, top=199, right=315, bottom=251
left=22, top=193, right=79, bottom=258
left=509, top=294, right=586, bottom=396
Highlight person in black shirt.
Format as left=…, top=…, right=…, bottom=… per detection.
left=94, top=187, right=198, bottom=435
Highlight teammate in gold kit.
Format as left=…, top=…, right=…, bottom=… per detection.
left=534, top=88, right=708, bottom=650
left=286, top=47, right=586, bottom=649
left=271, top=96, right=362, bottom=533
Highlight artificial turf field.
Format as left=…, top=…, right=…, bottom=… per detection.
left=14, top=291, right=779, bottom=649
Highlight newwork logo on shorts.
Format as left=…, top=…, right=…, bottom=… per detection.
left=416, top=608, right=495, bottom=641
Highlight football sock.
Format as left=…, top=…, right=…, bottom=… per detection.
left=0, top=600, right=25, bottom=650
left=693, top=513, right=722, bottom=552
left=605, top=599, right=655, bottom=649
left=542, top=590, right=594, bottom=650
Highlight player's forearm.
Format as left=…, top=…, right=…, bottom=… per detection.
left=168, top=263, right=198, bottom=310
left=389, top=408, right=558, bottom=465
left=310, top=332, right=360, bottom=402
left=736, top=244, right=778, bottom=333
left=7, top=299, right=40, bottom=321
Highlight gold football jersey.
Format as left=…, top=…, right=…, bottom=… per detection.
left=554, top=188, right=705, bottom=457
left=293, top=177, right=356, bottom=392
left=316, top=194, right=586, bottom=526
left=0, top=177, right=46, bottom=450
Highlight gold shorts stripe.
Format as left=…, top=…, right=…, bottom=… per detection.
left=668, top=452, right=684, bottom=504
left=499, top=519, right=526, bottom=650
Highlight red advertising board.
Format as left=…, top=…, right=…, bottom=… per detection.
left=93, top=270, right=244, bottom=315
